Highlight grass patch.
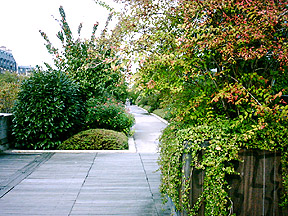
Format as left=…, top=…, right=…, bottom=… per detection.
left=153, top=108, right=170, bottom=121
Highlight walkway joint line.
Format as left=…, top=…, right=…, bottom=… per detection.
left=138, top=153, right=160, bottom=216
left=68, top=153, right=98, bottom=216
left=0, top=152, right=54, bottom=198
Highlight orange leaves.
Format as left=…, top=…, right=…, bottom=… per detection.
left=146, top=79, right=156, bottom=89
left=272, top=91, right=283, bottom=100
left=178, top=0, right=288, bottom=67
left=211, top=82, right=247, bottom=105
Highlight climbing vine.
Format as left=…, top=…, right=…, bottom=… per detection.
left=159, top=116, right=288, bottom=215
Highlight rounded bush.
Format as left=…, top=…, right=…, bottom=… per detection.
left=12, top=70, right=84, bottom=149
left=58, top=129, right=128, bottom=150
left=85, top=98, right=135, bottom=135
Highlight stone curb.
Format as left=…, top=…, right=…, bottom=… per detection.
left=151, top=113, right=169, bottom=125
left=4, top=137, right=136, bottom=154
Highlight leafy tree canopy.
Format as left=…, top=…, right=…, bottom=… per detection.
left=40, top=5, right=130, bottom=102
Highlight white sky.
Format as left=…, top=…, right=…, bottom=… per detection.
left=0, top=0, right=120, bottom=67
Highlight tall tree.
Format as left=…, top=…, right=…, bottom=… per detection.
left=40, top=6, right=129, bottom=102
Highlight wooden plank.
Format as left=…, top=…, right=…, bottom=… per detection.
left=227, top=149, right=288, bottom=216
left=181, top=148, right=288, bottom=215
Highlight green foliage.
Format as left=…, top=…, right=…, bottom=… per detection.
left=86, top=97, right=135, bottom=135
left=152, top=108, right=171, bottom=121
left=58, top=128, right=128, bottom=150
left=0, top=82, right=20, bottom=113
left=158, top=123, right=184, bottom=210
left=0, top=72, right=27, bottom=113
left=159, top=116, right=288, bottom=215
left=12, top=70, right=84, bottom=149
left=0, top=71, right=22, bottom=84
left=136, top=93, right=161, bottom=113
left=117, top=0, right=288, bottom=214
left=40, top=6, right=129, bottom=102
left=127, top=86, right=140, bottom=105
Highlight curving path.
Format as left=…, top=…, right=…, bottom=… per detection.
left=0, top=106, right=171, bottom=215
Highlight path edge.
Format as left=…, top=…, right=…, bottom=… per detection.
left=4, top=137, right=136, bottom=154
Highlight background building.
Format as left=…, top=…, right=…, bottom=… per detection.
left=0, top=46, right=34, bottom=75
left=18, top=66, right=33, bottom=76
left=0, top=46, right=17, bottom=73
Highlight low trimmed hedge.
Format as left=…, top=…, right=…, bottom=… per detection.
left=58, top=129, right=128, bottom=150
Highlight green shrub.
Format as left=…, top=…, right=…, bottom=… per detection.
left=86, top=97, right=135, bottom=135
left=12, top=70, right=84, bottom=149
left=0, top=71, right=24, bottom=84
left=136, top=95, right=148, bottom=106
left=0, top=72, right=27, bottom=113
left=136, top=93, right=161, bottom=113
left=127, top=88, right=139, bottom=105
left=142, top=105, right=151, bottom=112
left=0, top=82, right=20, bottom=113
left=58, top=129, right=128, bottom=150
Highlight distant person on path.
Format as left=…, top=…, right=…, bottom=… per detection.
left=126, top=98, right=130, bottom=106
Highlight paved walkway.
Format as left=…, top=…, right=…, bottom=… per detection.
left=0, top=106, right=171, bottom=215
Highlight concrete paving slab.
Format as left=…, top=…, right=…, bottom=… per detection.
left=0, top=153, right=39, bottom=188
left=130, top=106, right=166, bottom=154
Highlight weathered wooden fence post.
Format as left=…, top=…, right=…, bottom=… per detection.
left=227, top=149, right=287, bottom=216
left=179, top=142, right=288, bottom=215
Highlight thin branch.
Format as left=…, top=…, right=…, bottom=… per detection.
left=254, top=68, right=266, bottom=71
left=230, top=76, right=262, bottom=106
left=278, top=10, right=288, bottom=21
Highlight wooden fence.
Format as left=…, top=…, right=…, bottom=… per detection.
left=179, top=147, right=288, bottom=216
